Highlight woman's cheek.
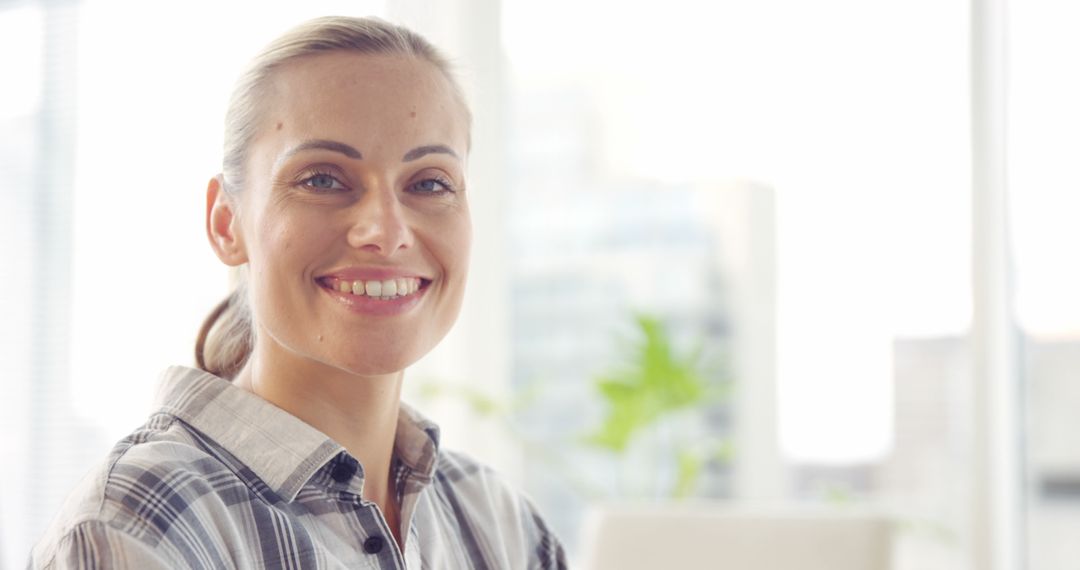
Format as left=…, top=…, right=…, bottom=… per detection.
left=264, top=210, right=326, bottom=256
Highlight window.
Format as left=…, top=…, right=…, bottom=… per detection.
left=500, top=1, right=977, bottom=568
left=1010, top=2, right=1080, bottom=569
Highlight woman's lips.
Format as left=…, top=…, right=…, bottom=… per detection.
left=316, top=276, right=431, bottom=316
left=317, top=276, right=426, bottom=299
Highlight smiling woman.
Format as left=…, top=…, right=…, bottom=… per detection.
left=29, top=16, right=564, bottom=570
left=206, top=49, right=472, bottom=382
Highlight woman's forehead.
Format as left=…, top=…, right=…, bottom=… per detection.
left=270, top=53, right=458, bottom=119
left=282, top=51, right=442, bottom=87
left=259, top=52, right=469, bottom=158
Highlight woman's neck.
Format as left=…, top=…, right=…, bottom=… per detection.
left=232, top=341, right=405, bottom=545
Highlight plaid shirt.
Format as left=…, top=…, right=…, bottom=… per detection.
left=30, top=366, right=566, bottom=569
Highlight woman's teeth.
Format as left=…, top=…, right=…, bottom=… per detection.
left=332, top=277, right=421, bottom=299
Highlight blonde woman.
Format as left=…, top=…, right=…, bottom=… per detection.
left=31, top=16, right=565, bottom=569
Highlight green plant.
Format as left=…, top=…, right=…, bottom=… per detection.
left=413, top=312, right=730, bottom=500
left=583, top=313, right=729, bottom=498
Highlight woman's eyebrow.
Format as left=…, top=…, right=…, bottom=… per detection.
left=284, top=139, right=363, bottom=160
left=402, top=144, right=458, bottom=162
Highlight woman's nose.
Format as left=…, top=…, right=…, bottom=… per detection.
left=346, top=186, right=413, bottom=255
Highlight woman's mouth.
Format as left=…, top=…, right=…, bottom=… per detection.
left=317, top=276, right=427, bottom=300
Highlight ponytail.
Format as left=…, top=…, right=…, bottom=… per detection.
left=195, top=284, right=253, bottom=379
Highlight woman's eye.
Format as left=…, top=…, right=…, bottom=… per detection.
left=300, top=172, right=346, bottom=192
left=410, top=177, right=454, bottom=195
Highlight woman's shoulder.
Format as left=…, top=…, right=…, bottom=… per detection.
left=426, top=448, right=567, bottom=569
left=30, top=414, right=242, bottom=568
left=431, top=448, right=524, bottom=510
left=44, top=414, right=220, bottom=520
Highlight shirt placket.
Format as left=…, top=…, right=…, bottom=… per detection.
left=328, top=458, right=408, bottom=569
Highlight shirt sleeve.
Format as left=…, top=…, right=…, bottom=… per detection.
left=30, top=521, right=176, bottom=570
left=521, top=495, right=568, bottom=570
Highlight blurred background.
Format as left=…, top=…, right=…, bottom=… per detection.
left=1, top=0, right=1077, bottom=568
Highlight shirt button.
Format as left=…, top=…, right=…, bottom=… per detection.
left=330, top=462, right=356, bottom=483
left=363, top=535, right=385, bottom=554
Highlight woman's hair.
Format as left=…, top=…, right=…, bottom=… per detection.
left=196, top=16, right=469, bottom=379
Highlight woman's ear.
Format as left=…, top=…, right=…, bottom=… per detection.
left=206, top=175, right=248, bottom=266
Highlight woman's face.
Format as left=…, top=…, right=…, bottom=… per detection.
left=231, top=52, right=471, bottom=376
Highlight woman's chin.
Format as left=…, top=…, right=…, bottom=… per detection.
left=322, top=349, right=422, bottom=378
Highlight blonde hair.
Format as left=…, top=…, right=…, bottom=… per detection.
left=196, top=16, right=469, bottom=379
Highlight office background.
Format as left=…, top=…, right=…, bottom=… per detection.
left=1, top=0, right=1076, bottom=568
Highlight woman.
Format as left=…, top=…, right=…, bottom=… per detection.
left=31, top=16, right=566, bottom=569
